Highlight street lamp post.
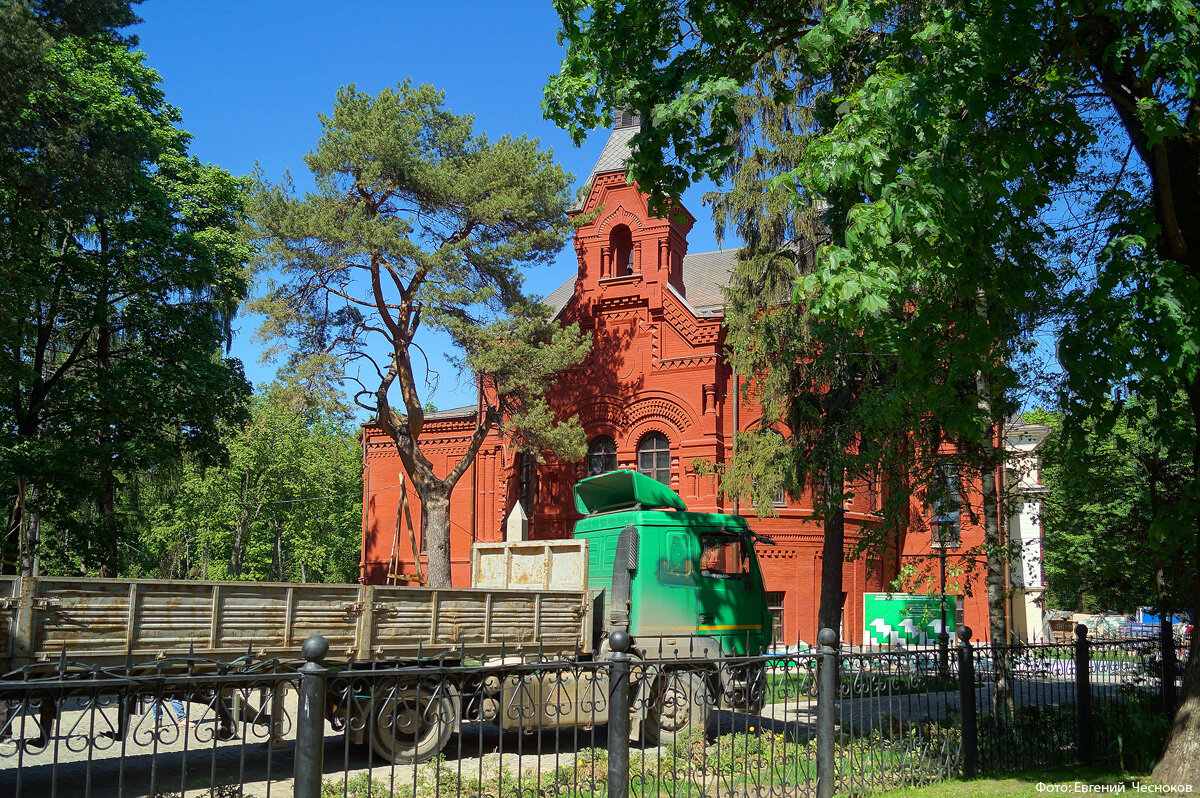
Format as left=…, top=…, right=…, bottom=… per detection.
left=931, top=518, right=960, bottom=678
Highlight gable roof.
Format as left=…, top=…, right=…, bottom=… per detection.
left=568, top=125, right=639, bottom=213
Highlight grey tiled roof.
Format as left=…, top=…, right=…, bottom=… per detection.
left=568, top=126, right=639, bottom=213
left=542, top=247, right=739, bottom=319
left=424, top=404, right=476, bottom=420
left=542, top=276, right=576, bottom=317
left=681, top=249, right=737, bottom=315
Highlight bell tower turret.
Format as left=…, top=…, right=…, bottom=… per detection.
left=568, top=114, right=694, bottom=306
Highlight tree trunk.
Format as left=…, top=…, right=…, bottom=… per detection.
left=1151, top=379, right=1200, bottom=787
left=979, top=424, right=1013, bottom=714
left=23, top=503, right=39, bottom=578
left=818, top=463, right=846, bottom=643
left=421, top=487, right=453, bottom=587
left=974, top=384, right=1012, bottom=710
left=12, top=480, right=41, bottom=578
left=6, top=479, right=27, bottom=576
left=96, top=266, right=121, bottom=580
left=271, top=519, right=283, bottom=582
left=1153, top=629, right=1200, bottom=787
left=98, top=479, right=118, bottom=579
left=973, top=288, right=1013, bottom=713
left=230, top=514, right=249, bottom=580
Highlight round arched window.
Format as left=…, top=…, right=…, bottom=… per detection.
left=609, top=225, right=634, bottom=275
left=587, top=436, right=617, bottom=476
left=637, top=432, right=671, bottom=485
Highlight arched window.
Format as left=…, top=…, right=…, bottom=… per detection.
left=637, top=432, right=671, bottom=485
left=609, top=225, right=634, bottom=276
left=587, top=436, right=617, bottom=476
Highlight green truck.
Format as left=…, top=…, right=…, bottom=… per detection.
left=572, top=469, right=772, bottom=736
left=0, top=469, right=772, bottom=764
left=342, top=469, right=774, bottom=762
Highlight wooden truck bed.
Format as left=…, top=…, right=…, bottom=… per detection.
left=0, top=541, right=592, bottom=672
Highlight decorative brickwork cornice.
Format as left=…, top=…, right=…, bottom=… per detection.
left=659, top=290, right=722, bottom=346
left=598, top=294, right=647, bottom=312
left=596, top=204, right=646, bottom=233
left=656, top=354, right=718, bottom=371
left=626, top=396, right=696, bottom=435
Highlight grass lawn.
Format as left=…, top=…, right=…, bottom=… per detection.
left=872, top=765, right=1147, bottom=797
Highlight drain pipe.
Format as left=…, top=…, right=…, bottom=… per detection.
left=731, top=365, right=740, bottom=517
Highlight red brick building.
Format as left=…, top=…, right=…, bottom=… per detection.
left=360, top=117, right=994, bottom=646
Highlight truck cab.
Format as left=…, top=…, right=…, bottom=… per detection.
left=572, top=470, right=772, bottom=658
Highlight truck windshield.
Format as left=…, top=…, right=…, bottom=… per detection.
left=699, top=536, right=751, bottom=580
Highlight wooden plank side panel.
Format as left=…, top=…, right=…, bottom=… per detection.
left=370, top=589, right=437, bottom=649
left=531, top=594, right=589, bottom=651
left=485, top=592, right=586, bottom=649
left=431, top=594, right=491, bottom=646
left=488, top=594, right=541, bottom=644
left=11, top=578, right=589, bottom=666
left=27, top=579, right=366, bottom=663
left=369, top=587, right=589, bottom=655
left=131, top=583, right=214, bottom=653
left=288, top=584, right=361, bottom=656
left=35, top=579, right=131, bottom=656
left=213, top=584, right=293, bottom=651
left=371, top=586, right=446, bottom=651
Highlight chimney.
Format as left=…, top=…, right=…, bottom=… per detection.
left=614, top=108, right=640, bottom=129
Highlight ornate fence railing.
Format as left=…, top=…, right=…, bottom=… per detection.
left=0, top=624, right=1181, bottom=797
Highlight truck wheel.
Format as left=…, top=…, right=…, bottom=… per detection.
left=369, top=682, right=455, bottom=764
left=642, top=671, right=711, bottom=746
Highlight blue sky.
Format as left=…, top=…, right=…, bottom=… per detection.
left=132, top=1, right=728, bottom=413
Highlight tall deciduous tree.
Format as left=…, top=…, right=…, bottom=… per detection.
left=122, top=380, right=363, bottom=585
left=1038, top=398, right=1196, bottom=616
left=0, top=0, right=251, bottom=577
left=252, top=82, right=589, bottom=586
left=698, top=67, right=928, bottom=640
left=546, top=0, right=1199, bottom=778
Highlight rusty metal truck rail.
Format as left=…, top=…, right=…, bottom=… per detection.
left=0, top=576, right=592, bottom=673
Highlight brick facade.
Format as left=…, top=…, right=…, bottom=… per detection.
left=360, top=121, right=994, bottom=646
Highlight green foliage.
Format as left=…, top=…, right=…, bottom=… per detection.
left=546, top=4, right=1200, bottom=758
left=121, top=381, right=363, bottom=583
left=558, top=3, right=1047, bottom=651
left=251, top=81, right=588, bottom=585
left=1041, top=394, right=1196, bottom=614
left=976, top=688, right=1167, bottom=775
left=1095, top=689, right=1171, bottom=774
left=1, top=2, right=251, bottom=575
left=322, top=773, right=415, bottom=798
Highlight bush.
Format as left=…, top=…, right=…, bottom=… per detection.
left=1094, top=688, right=1169, bottom=772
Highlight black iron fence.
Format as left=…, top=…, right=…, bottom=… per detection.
left=0, top=624, right=1182, bottom=797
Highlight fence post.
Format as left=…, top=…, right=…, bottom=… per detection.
left=1075, top=623, right=1092, bottom=767
left=294, top=635, right=329, bottom=798
left=607, top=630, right=632, bottom=798
left=816, top=627, right=838, bottom=798
left=956, top=625, right=977, bottom=778
left=1161, top=619, right=1177, bottom=719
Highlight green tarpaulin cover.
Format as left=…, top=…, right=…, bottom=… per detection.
left=573, top=469, right=688, bottom=515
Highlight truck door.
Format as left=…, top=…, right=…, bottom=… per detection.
left=696, top=535, right=765, bottom=655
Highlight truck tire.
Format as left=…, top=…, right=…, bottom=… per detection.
left=642, top=671, right=712, bottom=746
left=369, top=681, right=456, bottom=764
